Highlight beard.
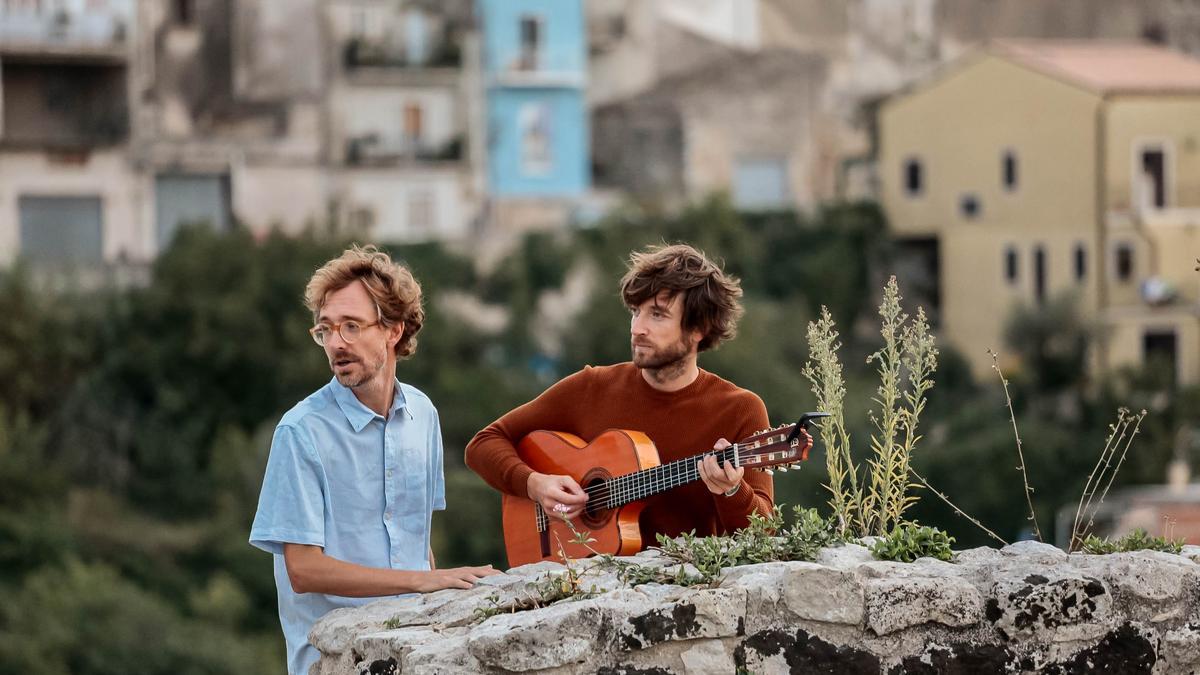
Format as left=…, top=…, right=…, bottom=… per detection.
left=330, top=347, right=387, bottom=389
left=631, top=336, right=692, bottom=373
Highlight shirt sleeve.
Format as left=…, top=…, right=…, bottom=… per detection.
left=464, top=367, right=593, bottom=497
left=430, top=407, right=446, bottom=512
left=248, top=424, right=327, bottom=555
left=714, top=391, right=775, bottom=532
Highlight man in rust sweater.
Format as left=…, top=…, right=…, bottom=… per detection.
left=465, top=243, right=773, bottom=546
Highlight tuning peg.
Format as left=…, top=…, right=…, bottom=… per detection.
left=777, top=467, right=788, bottom=473
left=764, top=469, right=774, bottom=475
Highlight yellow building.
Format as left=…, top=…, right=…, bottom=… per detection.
left=880, top=41, right=1200, bottom=385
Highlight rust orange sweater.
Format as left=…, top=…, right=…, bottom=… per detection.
left=465, top=363, right=774, bottom=544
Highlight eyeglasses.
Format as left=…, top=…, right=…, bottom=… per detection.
left=309, top=319, right=380, bottom=346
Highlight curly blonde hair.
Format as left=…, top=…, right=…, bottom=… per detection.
left=619, top=243, right=744, bottom=352
left=305, top=244, right=424, bottom=359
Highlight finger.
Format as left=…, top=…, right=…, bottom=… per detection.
left=554, top=484, right=589, bottom=504
left=713, top=438, right=731, bottom=450
left=723, top=461, right=743, bottom=483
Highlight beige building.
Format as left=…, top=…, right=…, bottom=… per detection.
left=880, top=41, right=1200, bottom=385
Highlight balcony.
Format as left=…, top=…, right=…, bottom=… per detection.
left=0, top=62, right=129, bottom=148
left=0, top=4, right=131, bottom=61
left=343, top=37, right=461, bottom=70
left=345, top=134, right=464, bottom=166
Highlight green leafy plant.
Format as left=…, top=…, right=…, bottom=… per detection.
left=869, top=522, right=955, bottom=563
left=1080, top=529, right=1183, bottom=555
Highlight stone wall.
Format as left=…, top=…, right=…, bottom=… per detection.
left=311, top=541, right=1200, bottom=674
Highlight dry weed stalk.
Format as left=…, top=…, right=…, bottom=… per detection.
left=1070, top=407, right=1147, bottom=551
left=988, top=350, right=1042, bottom=542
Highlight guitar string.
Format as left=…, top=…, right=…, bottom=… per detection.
left=538, top=431, right=798, bottom=530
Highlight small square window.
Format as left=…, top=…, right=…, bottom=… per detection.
left=960, top=194, right=981, bottom=219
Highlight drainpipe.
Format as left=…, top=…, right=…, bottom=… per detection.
left=1096, top=96, right=1110, bottom=376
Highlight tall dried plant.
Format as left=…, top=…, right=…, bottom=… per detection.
left=802, top=307, right=861, bottom=536
left=803, top=277, right=938, bottom=537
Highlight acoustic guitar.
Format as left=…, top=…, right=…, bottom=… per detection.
left=501, top=413, right=828, bottom=567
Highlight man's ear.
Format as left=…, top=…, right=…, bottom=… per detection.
left=387, top=322, right=405, bottom=349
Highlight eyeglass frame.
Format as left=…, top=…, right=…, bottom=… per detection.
left=308, top=279, right=388, bottom=346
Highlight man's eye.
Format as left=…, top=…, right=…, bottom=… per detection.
left=316, top=324, right=333, bottom=335
left=342, top=321, right=362, bottom=335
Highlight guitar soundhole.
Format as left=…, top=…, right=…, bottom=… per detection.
left=581, top=470, right=612, bottom=529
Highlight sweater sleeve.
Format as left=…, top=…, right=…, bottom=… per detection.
left=465, top=368, right=593, bottom=497
left=713, top=391, right=774, bottom=532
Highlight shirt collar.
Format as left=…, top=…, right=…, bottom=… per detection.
left=330, top=377, right=408, bottom=432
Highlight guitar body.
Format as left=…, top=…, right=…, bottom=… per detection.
left=502, top=429, right=660, bottom=567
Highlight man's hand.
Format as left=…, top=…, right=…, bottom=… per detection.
left=527, top=471, right=589, bottom=520
left=411, top=565, right=500, bottom=592
left=697, top=438, right=745, bottom=496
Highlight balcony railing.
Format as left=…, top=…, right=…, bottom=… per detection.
left=345, top=134, right=464, bottom=166
left=0, top=6, right=130, bottom=54
left=343, top=37, right=461, bottom=70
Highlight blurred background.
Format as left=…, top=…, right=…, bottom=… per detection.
left=2, top=0, right=1200, bottom=671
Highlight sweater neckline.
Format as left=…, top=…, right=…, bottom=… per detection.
left=630, top=363, right=710, bottom=399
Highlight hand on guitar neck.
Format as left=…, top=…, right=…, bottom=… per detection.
left=696, top=438, right=744, bottom=496
left=526, top=471, right=589, bottom=520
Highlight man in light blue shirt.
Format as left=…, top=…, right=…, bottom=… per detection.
left=250, top=245, right=496, bottom=675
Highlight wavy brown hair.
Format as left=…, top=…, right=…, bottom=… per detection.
left=304, top=244, right=424, bottom=359
left=619, top=243, right=744, bottom=352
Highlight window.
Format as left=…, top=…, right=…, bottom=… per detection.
left=903, top=158, right=922, bottom=196
left=408, top=190, right=435, bottom=235
left=1002, top=150, right=1018, bottom=191
left=960, top=193, right=981, bottom=219
left=1139, top=147, right=1167, bottom=209
left=1033, top=245, right=1046, bottom=305
left=518, top=15, right=542, bottom=70
left=1073, top=243, right=1087, bottom=282
left=519, top=103, right=553, bottom=175
left=18, top=195, right=104, bottom=263
left=1143, top=330, right=1178, bottom=387
left=403, top=103, right=423, bottom=146
left=404, top=11, right=429, bottom=65
left=1004, top=246, right=1018, bottom=284
left=1115, top=242, right=1134, bottom=282
left=733, top=157, right=791, bottom=210
left=154, top=174, right=231, bottom=248
left=172, top=0, right=195, bottom=26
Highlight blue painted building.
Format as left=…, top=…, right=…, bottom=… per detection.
left=477, top=0, right=589, bottom=198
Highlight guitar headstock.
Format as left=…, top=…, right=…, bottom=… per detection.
left=734, top=412, right=829, bottom=473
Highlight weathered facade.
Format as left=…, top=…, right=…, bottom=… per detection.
left=880, top=41, right=1200, bottom=385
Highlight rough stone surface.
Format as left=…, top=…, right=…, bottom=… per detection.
left=311, top=543, right=1200, bottom=674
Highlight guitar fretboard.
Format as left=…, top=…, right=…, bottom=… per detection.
left=584, top=445, right=740, bottom=509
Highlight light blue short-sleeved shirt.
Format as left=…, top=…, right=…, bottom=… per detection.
left=249, top=377, right=446, bottom=675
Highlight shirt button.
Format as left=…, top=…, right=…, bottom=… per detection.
left=384, top=511, right=392, bottom=520
left=387, top=470, right=394, bottom=478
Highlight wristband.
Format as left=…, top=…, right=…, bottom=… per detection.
left=723, top=482, right=741, bottom=498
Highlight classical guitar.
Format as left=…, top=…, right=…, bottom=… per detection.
left=501, top=412, right=828, bottom=567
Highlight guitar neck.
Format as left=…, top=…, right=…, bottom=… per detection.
left=585, top=445, right=740, bottom=509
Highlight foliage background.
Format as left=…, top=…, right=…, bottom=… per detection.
left=0, top=197, right=1193, bottom=671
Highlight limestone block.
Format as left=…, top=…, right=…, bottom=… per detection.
left=399, top=630, right=484, bottom=674
left=988, top=571, right=1112, bottom=640
left=865, top=576, right=984, bottom=635
left=680, top=640, right=737, bottom=674
left=466, top=590, right=654, bottom=671
left=618, top=587, right=747, bottom=650
left=954, top=546, right=1005, bottom=566
left=815, top=543, right=874, bottom=569
left=1160, top=622, right=1200, bottom=673
left=309, top=597, right=424, bottom=655
left=1070, top=551, right=1197, bottom=603
left=1001, top=541, right=1070, bottom=563
left=722, top=561, right=865, bottom=626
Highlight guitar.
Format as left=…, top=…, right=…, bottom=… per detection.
left=501, top=412, right=828, bottom=567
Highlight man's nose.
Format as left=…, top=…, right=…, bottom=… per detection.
left=631, top=314, right=647, bottom=335
left=326, top=328, right=349, bottom=349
